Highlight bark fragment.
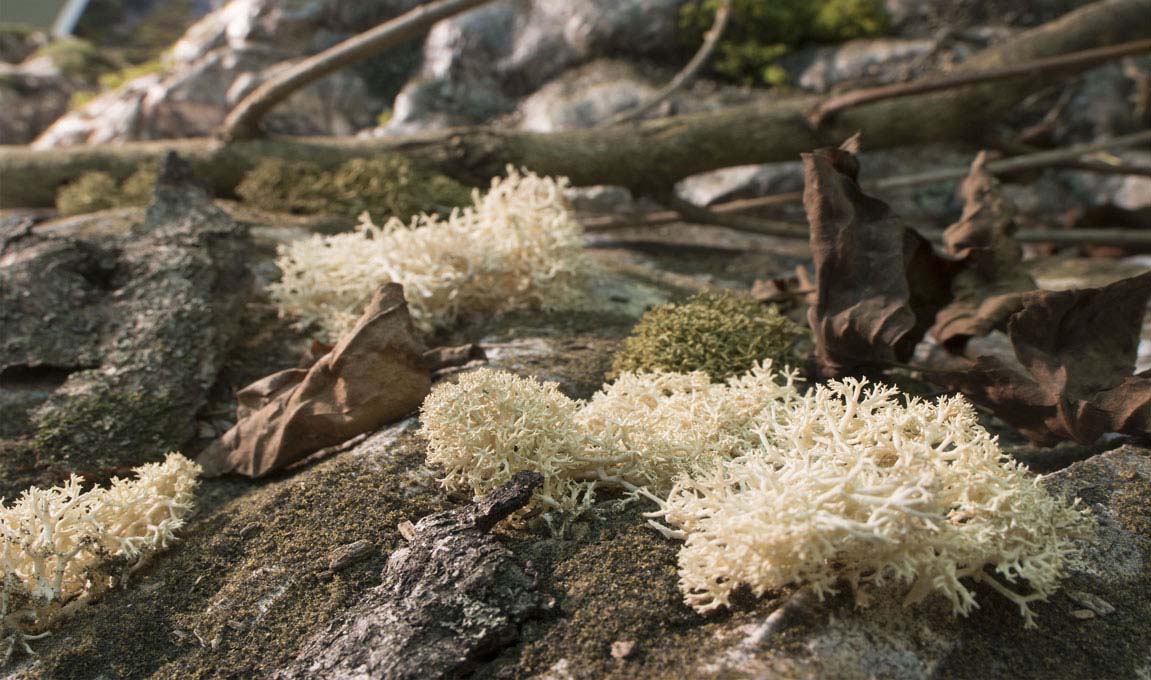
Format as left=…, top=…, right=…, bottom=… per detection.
left=280, top=471, right=548, bottom=680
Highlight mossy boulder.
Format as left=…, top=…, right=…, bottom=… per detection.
left=610, top=292, right=807, bottom=381
left=235, top=156, right=472, bottom=219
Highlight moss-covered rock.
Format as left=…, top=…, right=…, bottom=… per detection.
left=679, top=0, right=888, bottom=86
left=235, top=156, right=472, bottom=219
left=610, top=292, right=807, bottom=381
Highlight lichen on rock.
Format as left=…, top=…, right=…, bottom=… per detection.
left=1, top=453, right=200, bottom=663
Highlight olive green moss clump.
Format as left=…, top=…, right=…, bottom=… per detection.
left=55, top=165, right=157, bottom=214
left=236, top=156, right=472, bottom=218
left=609, top=292, right=807, bottom=381
left=680, top=0, right=887, bottom=86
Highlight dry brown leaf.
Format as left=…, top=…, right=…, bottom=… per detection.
left=198, top=283, right=431, bottom=477
left=803, top=138, right=952, bottom=378
left=933, top=272, right=1151, bottom=445
left=930, top=152, right=1036, bottom=349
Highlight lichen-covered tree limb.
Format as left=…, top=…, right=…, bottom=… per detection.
left=1, top=0, right=1148, bottom=208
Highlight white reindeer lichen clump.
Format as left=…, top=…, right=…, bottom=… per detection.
left=656, top=380, right=1090, bottom=626
left=2, top=453, right=200, bottom=662
left=270, top=166, right=588, bottom=340
left=420, top=364, right=797, bottom=513
left=419, top=365, right=1092, bottom=626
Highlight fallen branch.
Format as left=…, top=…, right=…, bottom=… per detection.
left=581, top=129, right=1151, bottom=231
left=3, top=0, right=1149, bottom=208
left=596, top=0, right=733, bottom=127
left=220, top=0, right=496, bottom=142
left=809, top=38, right=1151, bottom=126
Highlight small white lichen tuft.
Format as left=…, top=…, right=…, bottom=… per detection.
left=419, top=365, right=1092, bottom=626
left=2, top=452, right=200, bottom=662
left=270, top=166, right=588, bottom=340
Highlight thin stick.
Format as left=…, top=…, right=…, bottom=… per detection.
left=220, top=0, right=495, bottom=142
left=809, top=38, right=1151, bottom=126
left=660, top=193, right=810, bottom=239
left=582, top=130, right=1151, bottom=232
left=597, top=0, right=733, bottom=127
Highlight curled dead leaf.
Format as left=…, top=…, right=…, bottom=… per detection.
left=930, top=152, right=1036, bottom=349
left=198, top=283, right=431, bottom=477
left=932, top=272, right=1151, bottom=445
left=803, top=137, right=952, bottom=378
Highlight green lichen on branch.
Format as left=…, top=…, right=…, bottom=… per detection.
left=679, top=0, right=888, bottom=85
left=610, top=292, right=807, bottom=381
left=235, top=156, right=471, bottom=219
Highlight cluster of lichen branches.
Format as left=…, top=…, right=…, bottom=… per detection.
left=1, top=453, right=200, bottom=663
left=420, top=363, right=1092, bottom=626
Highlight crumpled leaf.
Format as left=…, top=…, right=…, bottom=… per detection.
left=930, top=152, right=1037, bottom=349
left=933, top=272, right=1151, bottom=446
left=803, top=137, right=953, bottom=378
left=198, top=283, right=431, bottom=477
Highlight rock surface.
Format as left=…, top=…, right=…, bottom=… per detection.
left=0, top=154, right=250, bottom=496
left=3, top=218, right=1149, bottom=678
left=33, top=0, right=419, bottom=147
left=280, top=471, right=549, bottom=679
left=0, top=58, right=77, bottom=144
left=380, top=0, right=690, bottom=135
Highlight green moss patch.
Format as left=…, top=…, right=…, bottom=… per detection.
left=610, top=292, right=807, bottom=381
left=56, top=165, right=158, bottom=214
left=235, top=156, right=471, bottom=219
left=679, top=0, right=888, bottom=86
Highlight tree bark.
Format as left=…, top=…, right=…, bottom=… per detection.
left=1, top=0, right=1148, bottom=209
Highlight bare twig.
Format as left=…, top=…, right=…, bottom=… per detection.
left=220, top=0, right=495, bottom=142
left=597, top=0, right=733, bottom=127
left=659, top=193, right=809, bottom=239
left=1046, top=159, right=1151, bottom=177
left=809, top=38, right=1151, bottom=127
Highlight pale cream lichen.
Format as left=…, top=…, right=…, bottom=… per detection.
left=656, top=378, right=1092, bottom=626
left=420, top=365, right=1092, bottom=626
left=270, top=166, right=588, bottom=340
left=1, top=452, right=200, bottom=662
left=420, top=363, right=798, bottom=513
